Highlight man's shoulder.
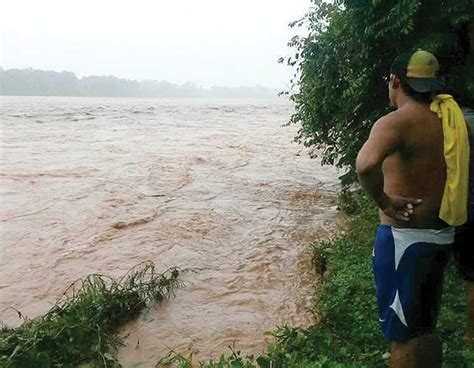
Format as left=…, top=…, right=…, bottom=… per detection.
left=372, top=104, right=432, bottom=143
left=373, top=109, right=408, bottom=132
left=380, top=103, right=437, bottom=129
left=367, top=111, right=407, bottom=146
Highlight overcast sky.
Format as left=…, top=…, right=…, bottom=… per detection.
left=0, top=0, right=311, bottom=88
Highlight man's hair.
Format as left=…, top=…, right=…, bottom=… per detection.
left=394, top=71, right=435, bottom=104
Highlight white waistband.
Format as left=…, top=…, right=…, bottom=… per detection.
left=391, top=226, right=454, bottom=246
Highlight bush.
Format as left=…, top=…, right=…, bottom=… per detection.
left=284, top=0, right=474, bottom=185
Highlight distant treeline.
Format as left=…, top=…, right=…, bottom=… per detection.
left=0, top=68, right=279, bottom=98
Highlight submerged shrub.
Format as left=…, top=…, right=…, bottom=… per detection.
left=0, top=261, right=180, bottom=367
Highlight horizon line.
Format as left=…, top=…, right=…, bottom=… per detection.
left=0, top=66, right=285, bottom=91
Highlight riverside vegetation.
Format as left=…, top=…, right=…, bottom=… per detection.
left=283, top=0, right=473, bottom=185
left=0, top=262, right=180, bottom=367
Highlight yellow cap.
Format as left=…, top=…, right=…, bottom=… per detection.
left=391, top=49, right=442, bottom=93
left=406, top=50, right=440, bottom=78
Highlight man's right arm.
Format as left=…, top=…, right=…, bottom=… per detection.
left=356, top=115, right=401, bottom=208
left=356, top=114, right=422, bottom=221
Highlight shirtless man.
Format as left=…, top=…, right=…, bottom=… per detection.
left=356, top=50, right=470, bottom=367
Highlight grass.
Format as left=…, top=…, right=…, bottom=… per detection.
left=157, top=191, right=473, bottom=367
left=0, top=261, right=180, bottom=367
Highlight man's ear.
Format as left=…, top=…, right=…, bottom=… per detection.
left=391, top=74, right=401, bottom=89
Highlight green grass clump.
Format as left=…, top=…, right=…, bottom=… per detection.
left=0, top=262, right=180, bottom=367
left=263, top=192, right=471, bottom=367
left=156, top=349, right=256, bottom=368
left=159, top=191, right=473, bottom=367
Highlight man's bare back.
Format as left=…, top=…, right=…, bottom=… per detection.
left=380, top=101, right=448, bottom=229
left=356, top=97, right=449, bottom=229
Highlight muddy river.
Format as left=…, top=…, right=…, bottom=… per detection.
left=0, top=96, right=341, bottom=366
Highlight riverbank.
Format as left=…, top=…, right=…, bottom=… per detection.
left=160, top=192, right=474, bottom=367
left=1, top=192, right=471, bottom=367
left=271, top=191, right=473, bottom=367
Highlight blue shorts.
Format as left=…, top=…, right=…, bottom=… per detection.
left=372, top=225, right=454, bottom=340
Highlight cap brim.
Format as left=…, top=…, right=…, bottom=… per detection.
left=406, top=77, right=442, bottom=93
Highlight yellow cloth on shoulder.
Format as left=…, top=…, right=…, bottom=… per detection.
left=430, top=94, right=469, bottom=226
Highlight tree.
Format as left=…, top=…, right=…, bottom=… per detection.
left=284, top=0, right=474, bottom=185
left=0, top=69, right=279, bottom=98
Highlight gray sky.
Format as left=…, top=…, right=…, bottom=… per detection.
left=0, top=0, right=311, bottom=88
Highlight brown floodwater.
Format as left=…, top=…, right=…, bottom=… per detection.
left=0, top=96, right=341, bottom=366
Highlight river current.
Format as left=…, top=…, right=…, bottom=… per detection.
left=0, top=96, right=341, bottom=366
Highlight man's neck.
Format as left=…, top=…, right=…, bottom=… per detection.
left=396, top=94, right=428, bottom=110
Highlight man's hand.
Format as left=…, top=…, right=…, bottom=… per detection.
left=381, top=194, right=422, bottom=222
